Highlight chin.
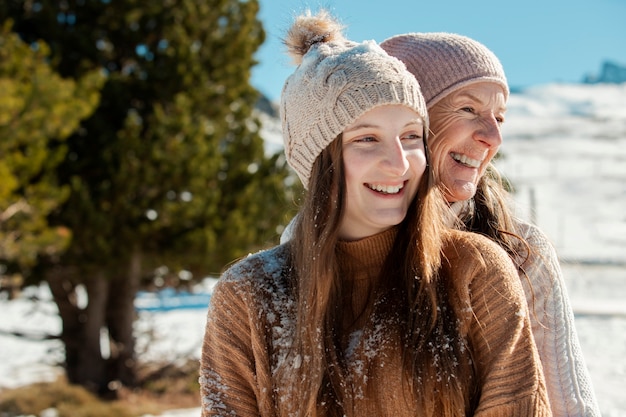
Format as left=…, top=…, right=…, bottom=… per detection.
left=374, top=212, right=408, bottom=229
left=448, top=186, right=477, bottom=203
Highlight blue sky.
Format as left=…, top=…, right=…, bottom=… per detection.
left=251, top=0, right=626, bottom=101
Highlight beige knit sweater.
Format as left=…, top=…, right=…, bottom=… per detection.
left=514, top=221, right=600, bottom=416
left=200, top=228, right=552, bottom=416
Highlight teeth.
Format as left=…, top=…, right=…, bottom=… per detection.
left=451, top=152, right=482, bottom=168
left=368, top=183, right=403, bottom=194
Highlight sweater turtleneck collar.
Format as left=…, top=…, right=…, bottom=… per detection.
left=336, top=226, right=397, bottom=280
left=335, top=226, right=398, bottom=332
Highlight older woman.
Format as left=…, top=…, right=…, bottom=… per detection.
left=382, top=32, right=600, bottom=417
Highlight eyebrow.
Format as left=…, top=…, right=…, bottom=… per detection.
left=455, top=92, right=507, bottom=112
left=343, top=119, right=423, bottom=133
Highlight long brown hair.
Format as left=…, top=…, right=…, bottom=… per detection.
left=280, top=131, right=476, bottom=416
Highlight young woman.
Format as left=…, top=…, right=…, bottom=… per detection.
left=382, top=33, right=600, bottom=416
left=200, top=11, right=552, bottom=417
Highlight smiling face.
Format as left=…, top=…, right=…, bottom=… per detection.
left=339, top=105, right=426, bottom=241
left=428, top=82, right=507, bottom=203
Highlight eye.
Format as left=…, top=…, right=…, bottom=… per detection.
left=402, top=133, right=423, bottom=141
left=355, top=135, right=377, bottom=143
left=401, top=132, right=424, bottom=150
left=460, top=106, right=475, bottom=114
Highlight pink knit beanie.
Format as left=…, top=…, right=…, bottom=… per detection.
left=381, top=33, right=509, bottom=108
left=280, top=11, right=428, bottom=188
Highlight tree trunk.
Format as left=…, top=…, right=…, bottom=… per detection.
left=47, top=267, right=81, bottom=383
left=106, top=246, right=141, bottom=388
left=81, top=272, right=109, bottom=395
left=47, top=267, right=110, bottom=395
left=46, top=252, right=143, bottom=398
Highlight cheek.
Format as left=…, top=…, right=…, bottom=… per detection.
left=343, top=165, right=358, bottom=191
left=342, top=152, right=357, bottom=176
left=406, top=142, right=428, bottom=172
left=428, top=138, right=447, bottom=165
left=412, top=152, right=428, bottom=175
left=428, top=117, right=458, bottom=165
left=405, top=152, right=427, bottom=196
left=342, top=153, right=366, bottom=189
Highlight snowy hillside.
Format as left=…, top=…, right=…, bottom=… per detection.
left=499, top=83, right=626, bottom=263
left=1, top=83, right=625, bottom=417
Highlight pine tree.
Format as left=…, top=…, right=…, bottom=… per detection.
left=1, top=0, right=293, bottom=396
left=0, top=21, right=103, bottom=295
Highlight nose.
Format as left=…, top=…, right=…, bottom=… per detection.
left=474, top=114, right=503, bottom=148
left=381, top=138, right=410, bottom=176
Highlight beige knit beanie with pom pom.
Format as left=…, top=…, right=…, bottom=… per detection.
left=280, top=10, right=428, bottom=188
left=381, top=32, right=509, bottom=108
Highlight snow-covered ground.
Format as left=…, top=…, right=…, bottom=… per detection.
left=499, top=83, right=626, bottom=264
left=1, top=83, right=625, bottom=417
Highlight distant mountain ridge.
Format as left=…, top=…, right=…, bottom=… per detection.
left=583, top=60, right=626, bottom=84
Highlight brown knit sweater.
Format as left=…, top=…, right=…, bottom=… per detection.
left=200, top=228, right=552, bottom=416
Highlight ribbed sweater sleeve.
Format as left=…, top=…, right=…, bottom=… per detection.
left=199, top=274, right=261, bottom=417
left=199, top=244, right=294, bottom=417
left=516, top=221, right=601, bottom=417
left=446, top=231, right=553, bottom=416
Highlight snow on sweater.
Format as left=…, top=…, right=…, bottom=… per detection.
left=200, top=227, right=552, bottom=416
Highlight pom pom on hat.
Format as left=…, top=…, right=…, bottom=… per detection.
left=381, top=32, right=509, bottom=108
left=283, top=9, right=346, bottom=65
left=280, top=10, right=428, bottom=188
